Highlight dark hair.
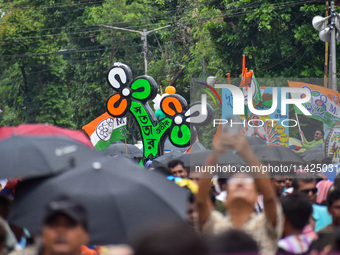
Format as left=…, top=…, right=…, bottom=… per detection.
left=0, top=195, right=12, bottom=219
left=280, top=193, right=312, bottom=230
left=327, top=189, right=340, bottom=207
left=334, top=173, right=340, bottom=189
left=133, top=223, right=208, bottom=255
left=168, top=160, right=185, bottom=169
left=188, top=192, right=195, bottom=204
left=208, top=229, right=258, bottom=254
left=153, top=166, right=172, bottom=177
left=322, top=157, right=333, bottom=165
left=316, top=129, right=324, bottom=138
left=292, top=174, right=316, bottom=191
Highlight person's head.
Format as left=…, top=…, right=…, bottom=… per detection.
left=187, top=192, right=197, bottom=228
left=292, top=174, right=317, bottom=203
left=271, top=175, right=285, bottom=197
left=327, top=189, right=340, bottom=227
left=42, top=195, right=89, bottom=255
left=208, top=229, right=258, bottom=254
left=314, top=130, right=324, bottom=141
left=217, top=178, right=227, bottom=192
left=285, top=176, right=293, bottom=188
left=168, top=160, right=187, bottom=178
left=133, top=222, right=208, bottom=255
left=280, top=194, right=312, bottom=236
left=225, top=173, right=258, bottom=208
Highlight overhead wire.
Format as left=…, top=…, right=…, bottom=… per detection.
left=0, top=0, right=327, bottom=71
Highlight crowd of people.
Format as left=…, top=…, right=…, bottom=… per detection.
left=0, top=130, right=339, bottom=255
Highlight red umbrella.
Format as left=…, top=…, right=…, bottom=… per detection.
left=0, top=123, right=93, bottom=148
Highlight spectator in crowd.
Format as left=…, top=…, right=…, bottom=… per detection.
left=168, top=160, right=188, bottom=178
left=278, top=193, right=314, bottom=254
left=187, top=192, right=198, bottom=229
left=315, top=189, right=340, bottom=253
left=292, top=174, right=332, bottom=232
left=319, top=189, right=340, bottom=233
left=316, top=180, right=334, bottom=205
left=208, top=229, right=258, bottom=255
left=132, top=223, right=208, bottom=255
left=196, top=132, right=283, bottom=254
left=271, top=175, right=286, bottom=198
left=40, top=195, right=89, bottom=255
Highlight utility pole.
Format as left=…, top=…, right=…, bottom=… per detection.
left=330, top=0, right=337, bottom=91
left=99, top=24, right=170, bottom=75
left=313, top=0, right=338, bottom=91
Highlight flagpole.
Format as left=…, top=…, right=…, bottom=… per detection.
left=125, top=118, right=128, bottom=156
left=295, top=113, right=304, bottom=141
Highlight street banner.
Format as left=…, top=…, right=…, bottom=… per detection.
left=288, top=81, right=340, bottom=127
left=222, top=86, right=289, bottom=146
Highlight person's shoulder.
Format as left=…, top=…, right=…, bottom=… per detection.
left=201, top=210, right=229, bottom=234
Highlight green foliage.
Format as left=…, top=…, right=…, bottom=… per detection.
left=0, top=0, right=334, bottom=146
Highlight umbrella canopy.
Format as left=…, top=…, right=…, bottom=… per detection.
left=302, top=151, right=326, bottom=162
left=9, top=157, right=188, bottom=245
left=0, top=123, right=93, bottom=148
left=0, top=135, right=98, bottom=179
left=299, top=144, right=324, bottom=157
left=246, top=136, right=266, bottom=146
left=251, top=145, right=305, bottom=166
left=179, top=150, right=246, bottom=168
left=163, top=139, right=189, bottom=153
left=189, top=140, right=206, bottom=153
left=150, top=151, right=183, bottom=168
left=100, top=143, right=142, bottom=158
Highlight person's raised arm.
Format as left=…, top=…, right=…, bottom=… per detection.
left=196, top=135, right=226, bottom=226
left=216, top=132, right=278, bottom=227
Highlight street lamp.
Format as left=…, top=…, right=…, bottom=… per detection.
left=99, top=24, right=170, bottom=75
left=312, top=0, right=340, bottom=91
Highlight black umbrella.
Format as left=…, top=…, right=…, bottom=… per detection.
left=0, top=135, right=98, bottom=179
left=9, top=156, right=188, bottom=245
left=179, top=150, right=246, bottom=168
left=302, top=151, right=326, bottom=162
left=299, top=144, right=324, bottom=157
left=100, top=143, right=143, bottom=158
left=150, top=151, right=183, bottom=168
left=163, top=139, right=189, bottom=152
left=246, top=136, right=266, bottom=146
left=251, top=145, right=305, bottom=166
left=190, top=140, right=206, bottom=152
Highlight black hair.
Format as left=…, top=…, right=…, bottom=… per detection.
left=280, top=193, right=312, bottom=231
left=292, top=174, right=316, bottom=191
left=327, top=189, right=340, bottom=207
left=316, top=129, right=324, bottom=138
left=322, top=157, right=333, bottom=165
left=133, top=223, right=208, bottom=255
left=167, top=159, right=185, bottom=169
left=153, top=166, right=172, bottom=177
left=208, top=229, right=258, bottom=254
left=188, top=192, right=195, bottom=204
